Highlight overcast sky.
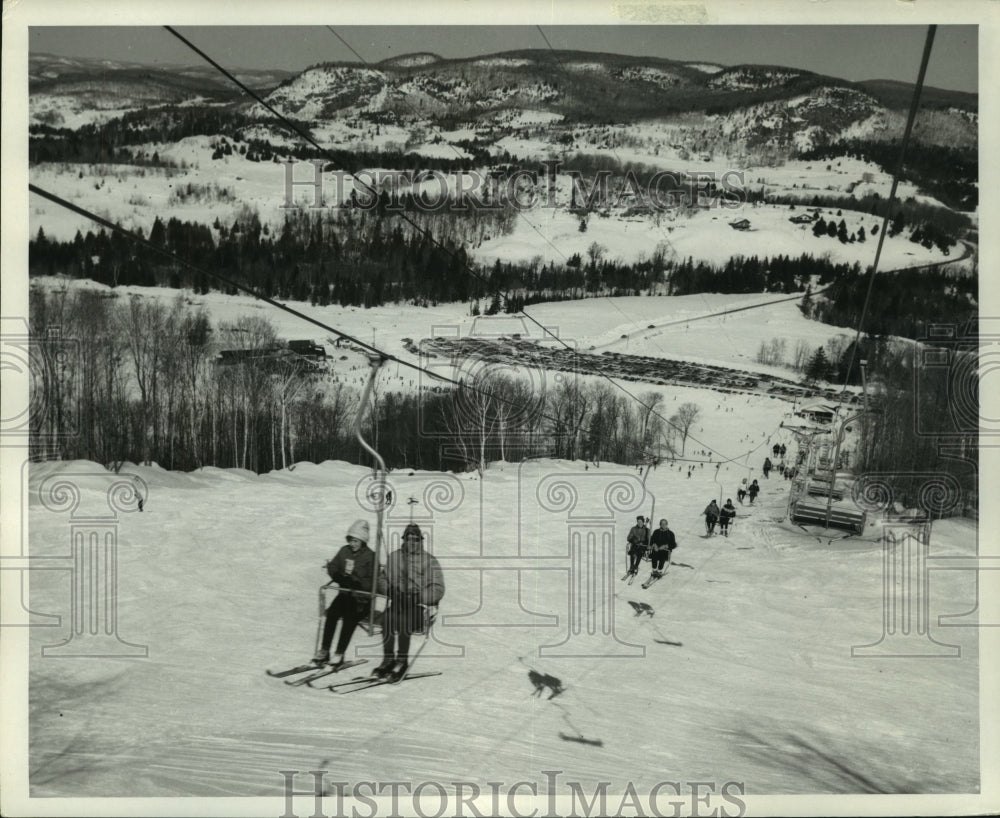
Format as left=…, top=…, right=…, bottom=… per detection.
left=30, top=25, right=978, bottom=93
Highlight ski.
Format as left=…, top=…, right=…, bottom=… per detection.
left=333, top=671, right=442, bottom=694
left=286, top=659, right=368, bottom=687
left=326, top=673, right=383, bottom=690
left=266, top=663, right=320, bottom=678
left=641, top=571, right=665, bottom=589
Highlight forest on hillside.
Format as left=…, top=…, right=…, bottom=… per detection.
left=799, top=139, right=978, bottom=212
left=27, top=286, right=976, bottom=506
left=29, top=197, right=975, bottom=342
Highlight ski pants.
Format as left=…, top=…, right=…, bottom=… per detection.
left=382, top=593, right=424, bottom=660
left=706, top=515, right=718, bottom=533
left=651, top=548, right=672, bottom=571
left=628, top=545, right=647, bottom=574
left=321, top=593, right=363, bottom=655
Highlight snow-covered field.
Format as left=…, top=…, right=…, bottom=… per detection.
left=29, top=277, right=867, bottom=387
left=24, top=453, right=979, bottom=808
left=28, top=136, right=965, bottom=274
left=469, top=200, right=950, bottom=269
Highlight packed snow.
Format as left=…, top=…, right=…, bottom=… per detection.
left=17, top=276, right=982, bottom=814
left=24, top=451, right=979, bottom=806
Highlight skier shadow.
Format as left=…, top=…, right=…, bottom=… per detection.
left=671, top=562, right=694, bottom=569
left=553, top=703, right=603, bottom=748
left=528, top=669, right=565, bottom=700
left=518, top=657, right=565, bottom=700
left=628, top=600, right=655, bottom=618
left=636, top=613, right=681, bottom=646
left=559, top=732, right=604, bottom=747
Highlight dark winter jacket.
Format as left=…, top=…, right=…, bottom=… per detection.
left=720, top=503, right=736, bottom=523
left=326, top=543, right=381, bottom=613
left=626, top=523, right=650, bottom=553
left=703, top=502, right=720, bottom=521
left=386, top=540, right=445, bottom=605
left=650, top=527, right=677, bottom=551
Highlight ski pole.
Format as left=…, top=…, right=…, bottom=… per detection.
left=406, top=606, right=437, bottom=675
left=315, top=581, right=334, bottom=658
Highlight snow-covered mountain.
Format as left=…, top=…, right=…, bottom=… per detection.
left=29, top=52, right=294, bottom=128
left=29, top=49, right=977, bottom=152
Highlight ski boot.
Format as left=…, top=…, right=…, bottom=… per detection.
left=374, top=657, right=396, bottom=678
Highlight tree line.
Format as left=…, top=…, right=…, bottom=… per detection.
left=851, top=338, right=976, bottom=507
left=806, top=265, right=977, bottom=340
left=29, top=210, right=857, bottom=312
left=28, top=287, right=703, bottom=474
left=28, top=285, right=976, bottom=510
left=798, top=139, right=977, bottom=212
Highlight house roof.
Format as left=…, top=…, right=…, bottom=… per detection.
left=798, top=403, right=838, bottom=415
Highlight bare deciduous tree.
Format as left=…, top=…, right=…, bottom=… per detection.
left=669, top=402, right=700, bottom=456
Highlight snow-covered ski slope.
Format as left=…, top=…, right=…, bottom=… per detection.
left=27, top=453, right=979, bottom=808
left=18, top=276, right=986, bottom=813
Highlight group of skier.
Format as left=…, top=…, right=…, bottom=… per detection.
left=625, top=516, right=677, bottom=579
left=701, top=498, right=737, bottom=536
left=736, top=478, right=760, bottom=505
left=313, top=519, right=444, bottom=683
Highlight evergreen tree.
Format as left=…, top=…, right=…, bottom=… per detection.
left=149, top=217, right=166, bottom=247
left=799, top=285, right=813, bottom=318
left=805, top=346, right=831, bottom=381
left=889, top=211, right=906, bottom=237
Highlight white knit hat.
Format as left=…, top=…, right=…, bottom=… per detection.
left=346, top=520, right=369, bottom=544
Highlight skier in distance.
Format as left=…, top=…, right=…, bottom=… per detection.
left=719, top=499, right=736, bottom=537
left=703, top=500, right=720, bottom=535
